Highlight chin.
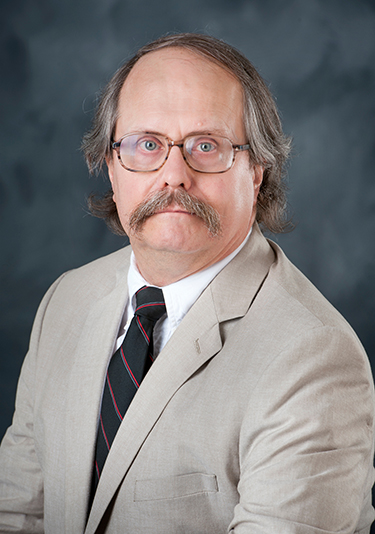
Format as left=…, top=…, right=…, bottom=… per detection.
left=148, top=238, right=204, bottom=254
left=140, top=231, right=211, bottom=254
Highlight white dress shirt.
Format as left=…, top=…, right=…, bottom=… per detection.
left=114, top=228, right=252, bottom=356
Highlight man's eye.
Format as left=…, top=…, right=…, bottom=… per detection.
left=198, top=141, right=215, bottom=152
left=140, top=139, right=159, bottom=151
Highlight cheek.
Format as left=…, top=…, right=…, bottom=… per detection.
left=201, top=181, right=252, bottom=230
left=220, top=172, right=255, bottom=213
left=111, top=167, right=147, bottom=214
left=110, top=179, right=134, bottom=227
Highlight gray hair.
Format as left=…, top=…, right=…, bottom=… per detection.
left=82, top=33, right=292, bottom=234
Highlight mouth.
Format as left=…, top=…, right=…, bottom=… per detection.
left=154, top=208, right=193, bottom=215
left=154, top=202, right=194, bottom=215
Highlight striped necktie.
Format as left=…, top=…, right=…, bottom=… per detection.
left=92, top=285, right=166, bottom=493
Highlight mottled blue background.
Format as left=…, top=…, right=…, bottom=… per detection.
left=1, top=0, right=375, bottom=509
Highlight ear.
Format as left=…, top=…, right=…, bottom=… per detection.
left=252, top=165, right=264, bottom=202
left=106, top=156, right=116, bottom=202
left=106, top=155, right=114, bottom=186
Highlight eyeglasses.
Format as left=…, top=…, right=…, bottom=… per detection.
left=111, top=132, right=250, bottom=174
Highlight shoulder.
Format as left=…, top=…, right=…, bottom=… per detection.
left=265, top=239, right=352, bottom=332
left=221, top=229, right=368, bottom=366
left=53, top=245, right=131, bottom=296
left=249, top=238, right=371, bottom=375
left=64, top=244, right=131, bottom=284
left=33, top=245, right=132, bottom=327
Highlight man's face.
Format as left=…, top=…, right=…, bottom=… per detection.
left=107, top=48, right=263, bottom=283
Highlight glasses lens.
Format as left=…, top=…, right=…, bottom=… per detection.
left=120, top=133, right=167, bottom=171
left=184, top=135, right=233, bottom=172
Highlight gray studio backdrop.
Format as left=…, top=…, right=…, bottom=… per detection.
left=1, top=0, right=375, bottom=443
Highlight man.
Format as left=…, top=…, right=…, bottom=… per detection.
left=0, top=33, right=374, bottom=533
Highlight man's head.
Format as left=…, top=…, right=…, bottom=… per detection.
left=83, top=33, right=291, bottom=234
left=82, top=34, right=291, bottom=284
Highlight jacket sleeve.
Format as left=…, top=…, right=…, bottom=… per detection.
left=229, top=326, right=375, bottom=533
left=0, top=275, right=67, bottom=533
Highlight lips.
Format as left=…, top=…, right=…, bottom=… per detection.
left=154, top=204, right=192, bottom=215
left=155, top=208, right=192, bottom=214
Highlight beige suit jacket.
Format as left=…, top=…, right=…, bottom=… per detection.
left=0, top=225, right=374, bottom=533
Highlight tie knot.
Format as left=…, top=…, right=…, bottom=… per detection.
left=135, top=286, right=166, bottom=322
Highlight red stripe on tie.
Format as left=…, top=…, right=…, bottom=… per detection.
left=136, top=315, right=150, bottom=343
left=100, top=414, right=110, bottom=451
left=136, top=302, right=164, bottom=311
left=120, top=346, right=140, bottom=388
left=106, top=371, right=123, bottom=421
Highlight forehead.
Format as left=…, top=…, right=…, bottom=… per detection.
left=115, top=48, right=245, bottom=139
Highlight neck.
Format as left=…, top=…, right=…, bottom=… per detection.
left=132, top=248, right=217, bottom=286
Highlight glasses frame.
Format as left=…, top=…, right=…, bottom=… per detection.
left=111, top=132, right=250, bottom=174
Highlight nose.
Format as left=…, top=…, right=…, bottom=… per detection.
left=156, top=144, right=193, bottom=190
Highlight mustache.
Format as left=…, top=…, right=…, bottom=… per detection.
left=128, top=189, right=221, bottom=236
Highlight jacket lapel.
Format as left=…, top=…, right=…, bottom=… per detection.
left=85, top=225, right=275, bottom=534
left=64, top=253, right=130, bottom=534
left=212, top=223, right=276, bottom=324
